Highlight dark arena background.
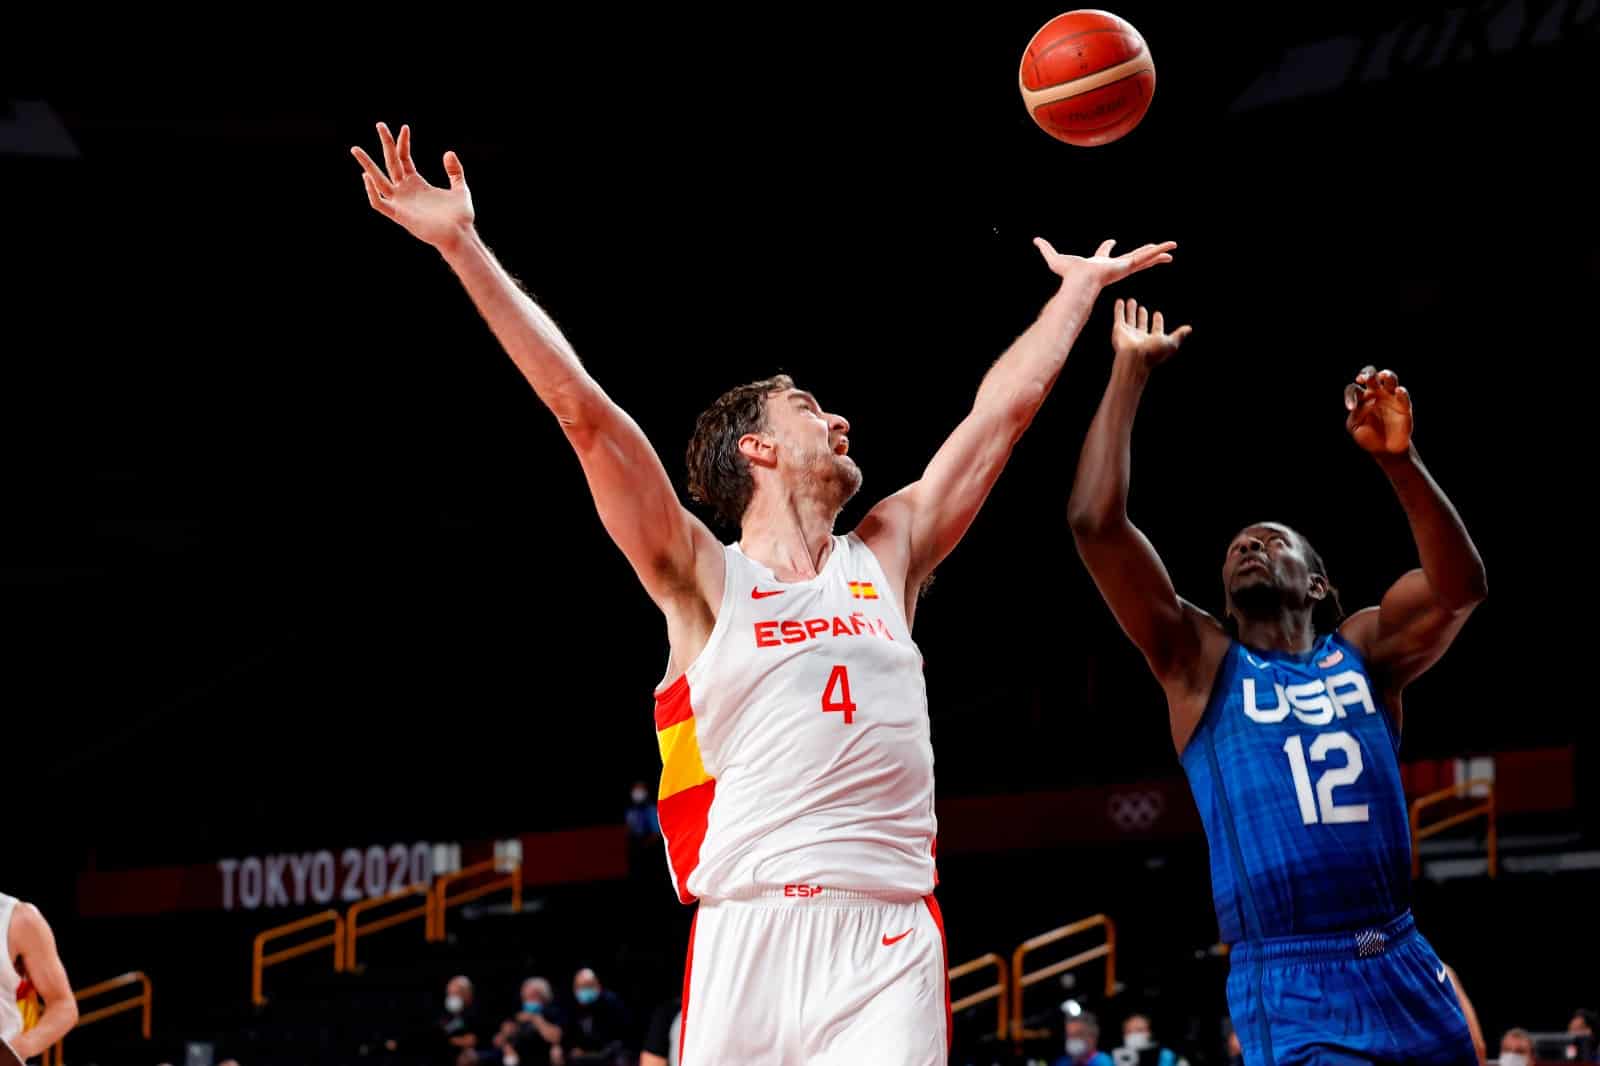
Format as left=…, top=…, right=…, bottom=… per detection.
left=7, top=3, right=1599, bottom=1064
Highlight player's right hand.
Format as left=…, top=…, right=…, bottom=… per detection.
left=352, top=123, right=475, bottom=251
left=1110, top=298, right=1191, bottom=369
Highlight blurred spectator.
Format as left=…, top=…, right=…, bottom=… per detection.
left=640, top=994, right=682, bottom=1066
left=1120, top=1013, right=1186, bottom=1066
left=625, top=782, right=660, bottom=840
left=1052, top=1008, right=1112, bottom=1066
left=440, top=975, right=486, bottom=1060
left=563, top=968, right=629, bottom=1065
left=495, top=977, right=567, bottom=1066
left=1499, top=1027, right=1535, bottom=1066
left=1569, top=1010, right=1599, bottom=1062
left=626, top=781, right=662, bottom=887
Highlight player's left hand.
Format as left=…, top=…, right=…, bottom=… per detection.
left=1344, top=366, right=1413, bottom=454
left=1033, top=237, right=1177, bottom=289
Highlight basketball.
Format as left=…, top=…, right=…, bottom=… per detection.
left=1019, top=9, right=1156, bottom=146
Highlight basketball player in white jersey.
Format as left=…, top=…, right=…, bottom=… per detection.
left=352, top=122, right=1174, bottom=1064
left=1, top=893, right=76, bottom=1062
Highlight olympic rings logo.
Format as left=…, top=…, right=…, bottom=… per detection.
left=1106, top=791, right=1165, bottom=831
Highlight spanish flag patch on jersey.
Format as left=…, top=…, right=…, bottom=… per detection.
left=847, top=581, right=879, bottom=600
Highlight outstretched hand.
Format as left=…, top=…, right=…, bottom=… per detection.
left=1033, top=237, right=1177, bottom=289
left=351, top=122, right=474, bottom=251
left=1110, top=298, right=1192, bottom=370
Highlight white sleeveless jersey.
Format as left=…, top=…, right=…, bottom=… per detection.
left=652, top=533, right=937, bottom=903
left=0, top=892, right=22, bottom=1044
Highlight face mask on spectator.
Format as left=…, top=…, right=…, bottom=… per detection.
left=576, top=987, right=600, bottom=1006
left=632, top=787, right=648, bottom=805
left=1125, top=1031, right=1152, bottom=1051
left=523, top=1000, right=543, bottom=1014
left=1066, top=1037, right=1089, bottom=1058
left=445, top=994, right=464, bottom=1014
left=1499, top=1054, right=1528, bottom=1066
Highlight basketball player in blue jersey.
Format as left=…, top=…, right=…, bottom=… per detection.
left=1068, top=298, right=1487, bottom=1066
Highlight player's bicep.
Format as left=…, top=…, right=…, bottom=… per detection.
left=1072, top=518, right=1202, bottom=680
left=1342, top=569, right=1479, bottom=690
left=562, top=398, right=719, bottom=604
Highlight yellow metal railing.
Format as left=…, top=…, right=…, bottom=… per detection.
left=432, top=859, right=521, bottom=942
left=1011, top=914, right=1116, bottom=1048
left=1410, top=778, right=1497, bottom=879
left=43, top=970, right=152, bottom=1065
left=347, top=883, right=434, bottom=970
left=244, top=858, right=521, bottom=1010
left=252, top=910, right=344, bottom=1006
left=949, top=951, right=1008, bottom=1041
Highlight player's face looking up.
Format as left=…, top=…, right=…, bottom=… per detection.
left=1222, top=523, right=1327, bottom=622
left=752, top=388, right=861, bottom=509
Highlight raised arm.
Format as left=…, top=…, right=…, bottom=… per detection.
left=1067, top=300, right=1223, bottom=736
left=352, top=124, right=721, bottom=614
left=857, top=238, right=1175, bottom=614
left=1337, top=367, right=1487, bottom=707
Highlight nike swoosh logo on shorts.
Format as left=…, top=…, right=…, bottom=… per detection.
left=882, top=929, right=913, bottom=946
left=751, top=587, right=784, bottom=599
left=1436, top=966, right=1448, bottom=983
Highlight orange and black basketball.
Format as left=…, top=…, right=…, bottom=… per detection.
left=1019, top=9, right=1156, bottom=146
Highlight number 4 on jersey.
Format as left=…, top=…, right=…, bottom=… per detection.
left=822, top=665, right=857, bottom=724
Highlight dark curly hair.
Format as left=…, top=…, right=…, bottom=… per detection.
left=685, top=374, right=794, bottom=528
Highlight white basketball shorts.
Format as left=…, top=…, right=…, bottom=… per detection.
left=678, top=888, right=950, bottom=1065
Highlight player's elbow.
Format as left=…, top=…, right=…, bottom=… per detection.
left=546, top=371, right=611, bottom=431
left=1067, top=496, right=1115, bottom=540
left=1004, top=383, right=1048, bottom=434
left=1446, top=562, right=1488, bottom=612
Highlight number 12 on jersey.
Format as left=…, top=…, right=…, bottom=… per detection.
left=822, top=665, right=857, bottom=725
left=1283, top=731, right=1369, bottom=825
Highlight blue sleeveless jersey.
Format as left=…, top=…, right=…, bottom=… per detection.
left=1179, top=631, right=1411, bottom=943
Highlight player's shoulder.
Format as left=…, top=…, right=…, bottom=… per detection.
left=8, top=900, right=51, bottom=943
left=12, top=900, right=46, bottom=926
left=1178, top=598, right=1228, bottom=637
left=1336, top=606, right=1381, bottom=657
left=852, top=492, right=913, bottom=553
left=1176, top=599, right=1232, bottom=675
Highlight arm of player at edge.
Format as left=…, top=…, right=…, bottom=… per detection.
left=1336, top=366, right=1487, bottom=709
left=352, top=123, right=721, bottom=615
left=1066, top=297, right=1222, bottom=747
left=856, top=237, right=1176, bottom=616
left=6, top=903, right=77, bottom=1061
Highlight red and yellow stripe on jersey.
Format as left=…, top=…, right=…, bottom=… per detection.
left=847, top=580, right=879, bottom=600
left=654, top=673, right=716, bottom=903
left=18, top=977, right=42, bottom=1031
